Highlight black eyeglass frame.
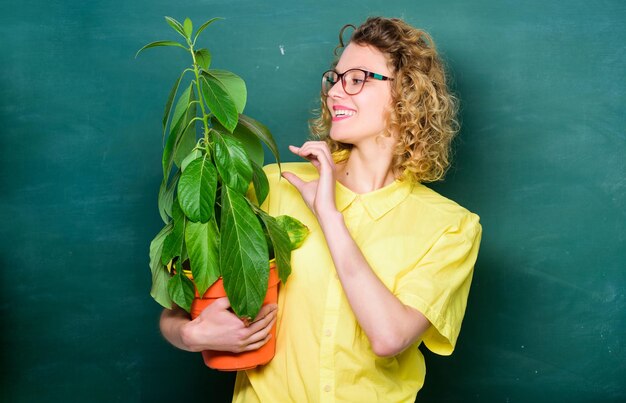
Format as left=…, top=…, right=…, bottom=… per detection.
left=321, top=68, right=394, bottom=96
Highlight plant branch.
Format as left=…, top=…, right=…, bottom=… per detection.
left=188, top=40, right=212, bottom=145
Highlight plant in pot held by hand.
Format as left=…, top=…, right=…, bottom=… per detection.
left=137, top=16, right=309, bottom=370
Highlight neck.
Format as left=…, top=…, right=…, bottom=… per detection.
left=337, top=137, right=397, bottom=194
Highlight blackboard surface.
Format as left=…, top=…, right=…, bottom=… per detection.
left=1, top=0, right=624, bottom=402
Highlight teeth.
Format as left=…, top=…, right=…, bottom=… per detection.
left=335, top=109, right=355, bottom=117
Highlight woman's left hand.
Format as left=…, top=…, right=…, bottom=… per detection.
left=281, top=141, right=339, bottom=221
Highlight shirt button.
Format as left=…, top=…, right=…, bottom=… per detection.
left=325, top=329, right=332, bottom=337
left=324, top=385, right=331, bottom=392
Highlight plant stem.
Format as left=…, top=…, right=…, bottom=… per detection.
left=188, top=40, right=211, bottom=144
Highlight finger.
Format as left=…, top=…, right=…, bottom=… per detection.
left=300, top=141, right=331, bottom=156
left=310, top=146, right=332, bottom=168
left=281, top=171, right=306, bottom=192
left=289, top=141, right=325, bottom=154
left=211, top=297, right=231, bottom=310
left=246, top=315, right=276, bottom=344
left=252, top=303, right=277, bottom=323
left=196, top=298, right=225, bottom=320
left=292, top=142, right=322, bottom=156
left=317, top=154, right=335, bottom=183
left=246, top=309, right=276, bottom=335
left=294, top=148, right=324, bottom=173
left=295, top=142, right=322, bottom=157
left=298, top=145, right=334, bottom=179
left=289, top=145, right=313, bottom=162
left=290, top=147, right=321, bottom=169
left=297, top=142, right=332, bottom=162
left=243, top=333, right=272, bottom=352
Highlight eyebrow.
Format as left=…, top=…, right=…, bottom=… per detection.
left=353, top=65, right=370, bottom=70
left=336, top=66, right=379, bottom=74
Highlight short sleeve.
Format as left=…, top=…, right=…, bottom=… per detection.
left=395, top=212, right=482, bottom=355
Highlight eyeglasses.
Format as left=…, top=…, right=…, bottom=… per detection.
left=321, top=69, right=394, bottom=96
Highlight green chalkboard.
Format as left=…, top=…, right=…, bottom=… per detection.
left=1, top=0, right=624, bottom=402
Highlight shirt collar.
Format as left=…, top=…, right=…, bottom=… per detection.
left=335, top=178, right=414, bottom=220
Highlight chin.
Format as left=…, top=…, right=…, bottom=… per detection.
left=329, top=129, right=352, bottom=144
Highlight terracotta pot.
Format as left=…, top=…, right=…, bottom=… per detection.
left=189, top=263, right=279, bottom=371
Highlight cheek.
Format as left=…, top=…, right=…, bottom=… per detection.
left=380, top=97, right=394, bottom=125
left=383, top=103, right=393, bottom=124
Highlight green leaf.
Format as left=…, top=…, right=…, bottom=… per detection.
left=193, top=17, right=222, bottom=44
left=135, top=41, right=187, bottom=58
left=162, top=84, right=194, bottom=180
left=220, top=186, right=269, bottom=319
left=161, top=199, right=186, bottom=265
left=276, top=215, right=310, bottom=250
left=168, top=269, right=195, bottom=313
left=238, top=114, right=281, bottom=166
left=213, top=133, right=253, bottom=195
left=180, top=237, right=189, bottom=263
left=200, top=75, right=238, bottom=133
left=170, top=85, right=193, bottom=139
left=178, top=154, right=217, bottom=223
left=250, top=160, right=269, bottom=206
left=185, top=218, right=220, bottom=295
left=183, top=18, right=193, bottom=38
left=211, top=118, right=264, bottom=167
left=181, top=148, right=202, bottom=172
left=173, top=91, right=197, bottom=167
left=165, top=16, right=188, bottom=40
left=206, top=69, right=247, bottom=114
left=163, top=85, right=191, bottom=177
left=194, top=49, right=211, bottom=70
left=162, top=71, right=185, bottom=143
left=157, top=170, right=180, bottom=223
left=257, top=210, right=292, bottom=284
left=149, top=222, right=174, bottom=308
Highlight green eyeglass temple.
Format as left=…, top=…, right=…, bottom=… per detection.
left=321, top=68, right=394, bottom=95
left=367, top=72, right=392, bottom=80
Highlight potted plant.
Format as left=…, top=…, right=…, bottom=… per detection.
left=137, top=16, right=308, bottom=370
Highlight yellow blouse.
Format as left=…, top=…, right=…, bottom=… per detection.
left=233, top=162, right=482, bottom=402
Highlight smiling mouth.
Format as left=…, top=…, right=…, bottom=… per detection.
left=334, top=109, right=355, bottom=118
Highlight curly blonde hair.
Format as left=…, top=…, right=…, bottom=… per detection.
left=310, top=17, right=459, bottom=183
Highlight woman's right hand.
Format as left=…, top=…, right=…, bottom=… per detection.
left=160, top=298, right=277, bottom=353
left=282, top=142, right=339, bottom=222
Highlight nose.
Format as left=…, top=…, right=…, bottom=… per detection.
left=327, top=79, right=346, bottom=98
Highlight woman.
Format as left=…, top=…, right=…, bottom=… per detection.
left=162, top=16, right=481, bottom=402
left=233, top=16, right=481, bottom=401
